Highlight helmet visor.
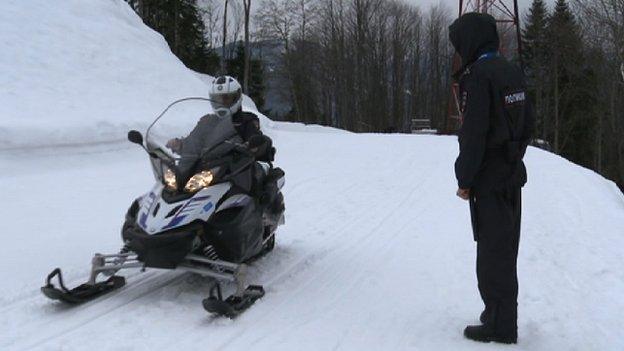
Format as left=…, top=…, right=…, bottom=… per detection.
left=210, top=90, right=241, bottom=109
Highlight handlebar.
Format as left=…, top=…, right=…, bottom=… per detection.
left=223, top=140, right=254, bottom=157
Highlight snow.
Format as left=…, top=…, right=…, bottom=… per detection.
left=0, top=0, right=216, bottom=150
left=1, top=1, right=624, bottom=350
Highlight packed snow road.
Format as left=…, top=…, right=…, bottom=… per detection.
left=1, top=130, right=624, bottom=351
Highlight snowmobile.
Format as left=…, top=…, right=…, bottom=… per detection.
left=41, top=98, right=286, bottom=317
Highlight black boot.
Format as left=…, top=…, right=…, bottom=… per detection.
left=479, top=309, right=489, bottom=324
left=464, top=325, right=517, bottom=344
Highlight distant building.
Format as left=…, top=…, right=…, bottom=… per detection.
left=411, top=117, right=436, bottom=135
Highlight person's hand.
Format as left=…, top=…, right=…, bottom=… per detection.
left=166, top=138, right=182, bottom=151
left=248, top=135, right=266, bottom=148
left=247, top=135, right=267, bottom=154
left=456, top=188, right=470, bottom=201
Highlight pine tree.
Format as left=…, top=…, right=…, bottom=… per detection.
left=546, top=0, right=595, bottom=167
left=126, top=0, right=220, bottom=74
left=522, top=0, right=550, bottom=141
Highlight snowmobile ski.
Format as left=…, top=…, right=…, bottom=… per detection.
left=41, top=268, right=126, bottom=304
left=202, top=283, right=265, bottom=318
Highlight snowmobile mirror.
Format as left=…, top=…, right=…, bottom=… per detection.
left=127, top=130, right=157, bottom=158
left=128, top=130, right=144, bottom=145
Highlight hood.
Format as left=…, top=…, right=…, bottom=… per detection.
left=449, top=12, right=500, bottom=66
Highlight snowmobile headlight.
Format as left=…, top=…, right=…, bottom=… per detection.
left=164, top=168, right=177, bottom=191
left=184, top=170, right=214, bottom=193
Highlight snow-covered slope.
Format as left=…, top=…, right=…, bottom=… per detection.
left=0, top=0, right=204, bottom=149
left=0, top=0, right=275, bottom=149
left=0, top=0, right=331, bottom=150
left=1, top=1, right=624, bottom=351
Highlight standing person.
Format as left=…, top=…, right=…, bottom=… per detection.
left=449, top=13, right=534, bottom=344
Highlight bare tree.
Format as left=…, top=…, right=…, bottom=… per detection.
left=255, top=0, right=295, bottom=48
left=255, top=0, right=298, bottom=118
left=243, top=0, right=253, bottom=93
left=201, top=0, right=221, bottom=48
left=423, top=4, right=452, bottom=130
left=229, top=1, right=244, bottom=44
left=569, top=0, right=624, bottom=189
left=293, top=0, right=316, bottom=41
left=222, top=0, right=230, bottom=72
left=255, top=0, right=450, bottom=133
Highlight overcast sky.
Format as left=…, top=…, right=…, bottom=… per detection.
left=404, top=0, right=554, bottom=14
left=248, top=0, right=555, bottom=20
left=400, top=0, right=535, bottom=15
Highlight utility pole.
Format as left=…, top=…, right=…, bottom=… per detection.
left=445, top=0, right=523, bottom=133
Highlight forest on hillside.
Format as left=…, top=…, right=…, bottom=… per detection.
left=126, top=0, right=624, bottom=192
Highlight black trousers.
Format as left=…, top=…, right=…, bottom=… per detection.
left=469, top=187, right=521, bottom=335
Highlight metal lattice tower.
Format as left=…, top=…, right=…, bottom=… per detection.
left=445, top=0, right=523, bottom=133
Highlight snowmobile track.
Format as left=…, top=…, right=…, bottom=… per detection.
left=207, top=163, right=438, bottom=351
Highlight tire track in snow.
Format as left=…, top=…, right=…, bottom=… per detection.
left=209, top=153, right=441, bottom=351
left=0, top=268, right=148, bottom=316
left=8, top=139, right=451, bottom=351
left=5, top=271, right=184, bottom=351
left=203, top=179, right=393, bottom=350
left=273, top=166, right=436, bottom=329
left=9, top=169, right=365, bottom=351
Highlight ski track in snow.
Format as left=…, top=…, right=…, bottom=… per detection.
left=12, top=272, right=184, bottom=350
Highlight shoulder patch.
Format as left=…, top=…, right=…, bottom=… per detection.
left=504, top=91, right=526, bottom=106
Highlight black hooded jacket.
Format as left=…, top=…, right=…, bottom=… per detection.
left=449, top=13, right=534, bottom=193
left=232, top=110, right=263, bottom=141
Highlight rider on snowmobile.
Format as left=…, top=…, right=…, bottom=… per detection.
left=167, top=76, right=278, bottom=207
left=167, top=75, right=273, bottom=160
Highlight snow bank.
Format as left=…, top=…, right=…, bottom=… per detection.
left=0, top=0, right=339, bottom=150
left=1, top=0, right=206, bottom=149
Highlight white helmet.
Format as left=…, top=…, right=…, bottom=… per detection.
left=210, top=75, right=242, bottom=118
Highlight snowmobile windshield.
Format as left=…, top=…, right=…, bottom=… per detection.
left=146, top=98, right=236, bottom=158
left=145, top=98, right=241, bottom=178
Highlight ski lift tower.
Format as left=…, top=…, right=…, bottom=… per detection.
left=445, top=0, right=523, bottom=133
